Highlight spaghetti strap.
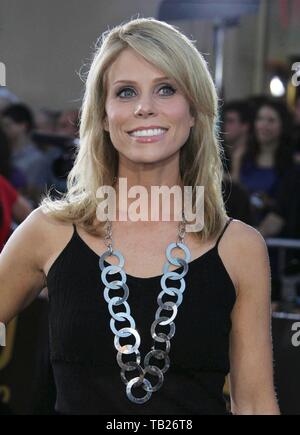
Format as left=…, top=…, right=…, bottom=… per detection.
left=215, top=217, right=233, bottom=248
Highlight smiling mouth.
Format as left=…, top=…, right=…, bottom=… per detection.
left=127, top=128, right=168, bottom=137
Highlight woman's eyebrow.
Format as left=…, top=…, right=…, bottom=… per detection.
left=112, top=76, right=171, bottom=86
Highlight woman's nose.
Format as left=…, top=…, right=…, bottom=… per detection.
left=134, top=97, right=156, bottom=117
left=135, top=108, right=155, bottom=117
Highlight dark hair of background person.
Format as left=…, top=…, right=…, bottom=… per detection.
left=241, top=97, right=294, bottom=176
left=222, top=100, right=255, bottom=125
left=219, top=99, right=254, bottom=174
left=2, top=103, right=35, bottom=133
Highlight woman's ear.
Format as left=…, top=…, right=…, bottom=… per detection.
left=189, top=112, right=195, bottom=129
left=103, top=116, right=109, bottom=132
left=189, top=107, right=196, bottom=127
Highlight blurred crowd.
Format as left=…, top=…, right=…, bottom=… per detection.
left=0, top=87, right=300, bottom=302
left=0, top=87, right=79, bottom=252
left=221, top=94, right=300, bottom=302
left=221, top=95, right=300, bottom=235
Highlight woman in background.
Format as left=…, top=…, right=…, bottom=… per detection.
left=239, top=99, right=293, bottom=226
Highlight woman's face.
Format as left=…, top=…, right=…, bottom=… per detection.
left=255, top=106, right=282, bottom=145
left=103, top=48, right=195, bottom=164
left=1, top=117, right=25, bottom=141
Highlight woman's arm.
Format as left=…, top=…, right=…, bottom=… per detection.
left=0, top=207, right=47, bottom=325
left=228, top=221, right=280, bottom=415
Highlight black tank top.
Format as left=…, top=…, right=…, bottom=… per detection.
left=46, top=217, right=236, bottom=415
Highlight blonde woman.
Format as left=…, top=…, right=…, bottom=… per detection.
left=0, top=18, right=279, bottom=415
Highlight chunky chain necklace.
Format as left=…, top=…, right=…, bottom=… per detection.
left=99, top=213, right=191, bottom=404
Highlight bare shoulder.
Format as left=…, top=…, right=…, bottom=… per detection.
left=18, top=205, right=73, bottom=239
left=224, top=219, right=270, bottom=293
left=229, top=219, right=269, bottom=268
left=218, top=219, right=269, bottom=298
left=3, top=205, right=74, bottom=272
left=227, top=219, right=267, bottom=249
left=34, top=206, right=75, bottom=270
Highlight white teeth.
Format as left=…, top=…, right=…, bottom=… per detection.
left=129, top=128, right=167, bottom=137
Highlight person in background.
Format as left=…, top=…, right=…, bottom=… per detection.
left=35, top=108, right=59, bottom=134
left=0, top=87, right=19, bottom=114
left=259, top=162, right=300, bottom=303
left=0, top=125, right=27, bottom=191
left=49, top=109, right=80, bottom=194
left=222, top=100, right=252, bottom=181
left=1, top=103, right=52, bottom=206
left=291, top=94, right=300, bottom=164
left=34, top=108, right=79, bottom=196
left=0, top=174, right=32, bottom=252
left=292, top=93, right=300, bottom=128
left=239, top=98, right=295, bottom=302
left=222, top=174, right=254, bottom=225
left=220, top=101, right=254, bottom=225
left=259, top=143, right=300, bottom=240
left=239, top=98, right=294, bottom=227
left=34, top=108, right=64, bottom=188
left=56, top=109, right=79, bottom=138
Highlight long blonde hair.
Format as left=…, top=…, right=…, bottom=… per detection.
left=40, top=17, right=228, bottom=241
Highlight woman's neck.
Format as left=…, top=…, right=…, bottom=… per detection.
left=257, top=142, right=278, bottom=167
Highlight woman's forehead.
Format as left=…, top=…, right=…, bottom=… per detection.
left=106, top=48, right=169, bottom=86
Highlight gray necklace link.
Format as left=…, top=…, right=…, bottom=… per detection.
left=99, top=214, right=191, bottom=404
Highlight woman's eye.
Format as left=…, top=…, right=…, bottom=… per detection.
left=117, top=87, right=136, bottom=98
left=158, top=85, right=176, bottom=96
left=116, top=85, right=176, bottom=99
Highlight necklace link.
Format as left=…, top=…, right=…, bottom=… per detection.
left=99, top=211, right=190, bottom=404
